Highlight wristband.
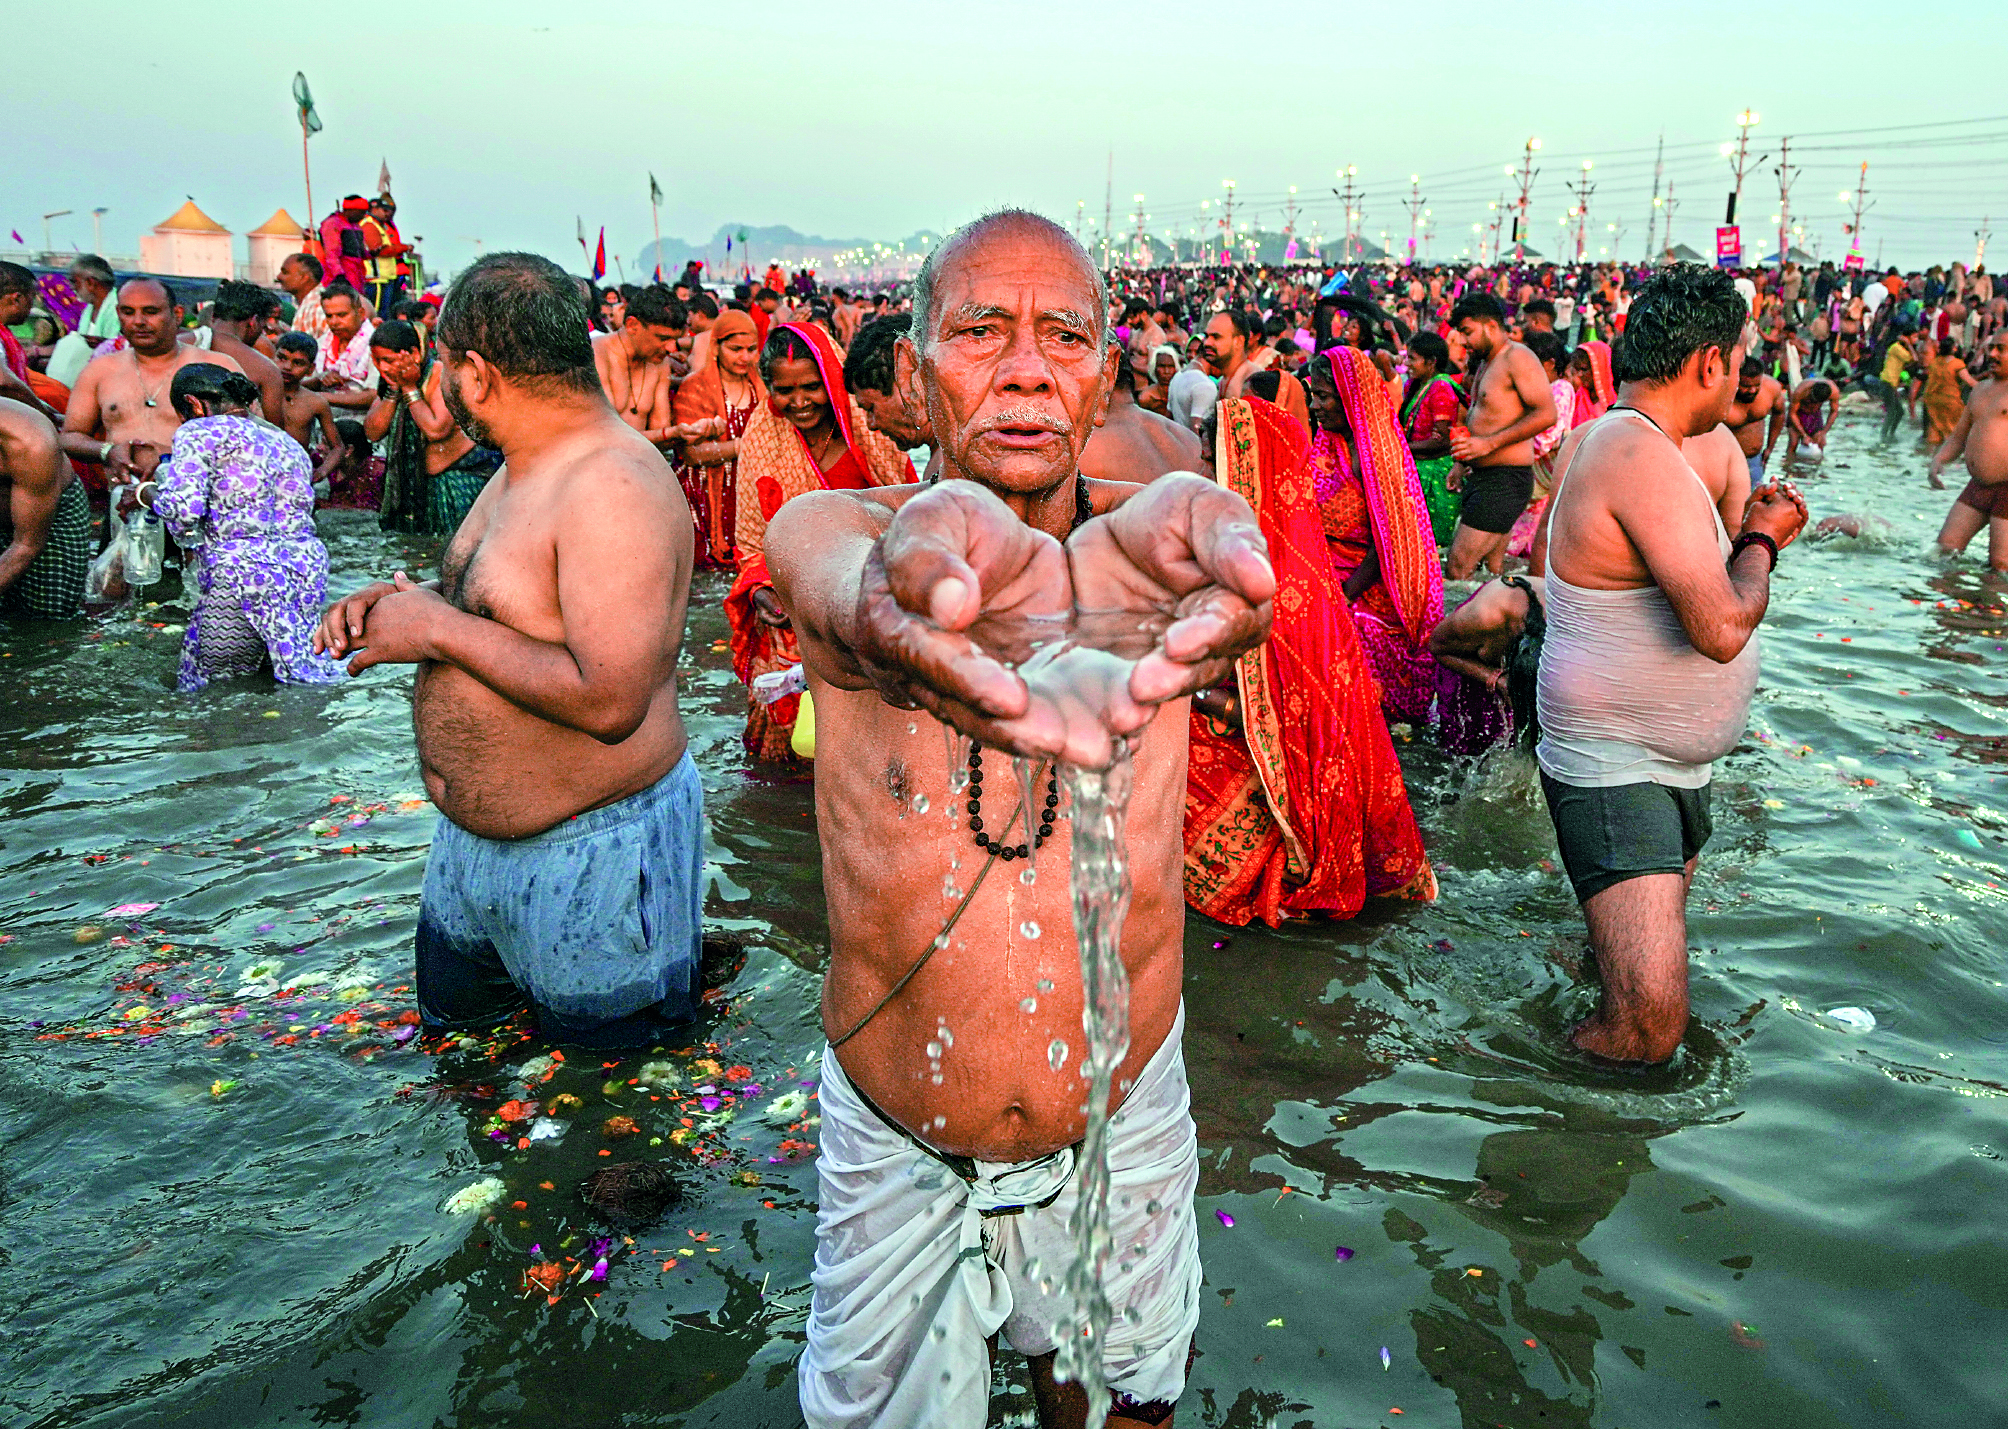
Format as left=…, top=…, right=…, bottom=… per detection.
left=1731, top=531, right=1779, bottom=572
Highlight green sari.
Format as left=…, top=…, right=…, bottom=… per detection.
left=1400, top=374, right=1461, bottom=547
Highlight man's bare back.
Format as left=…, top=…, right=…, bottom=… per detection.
left=208, top=332, right=285, bottom=424
left=415, top=424, right=690, bottom=839
left=1079, top=392, right=1204, bottom=486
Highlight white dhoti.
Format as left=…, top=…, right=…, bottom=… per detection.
left=799, top=1004, right=1201, bottom=1429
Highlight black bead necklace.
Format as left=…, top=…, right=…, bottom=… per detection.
left=962, top=475, right=1093, bottom=860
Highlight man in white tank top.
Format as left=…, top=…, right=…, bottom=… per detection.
left=1536, top=265, right=1808, bottom=1065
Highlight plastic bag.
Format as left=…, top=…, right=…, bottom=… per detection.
left=85, top=515, right=133, bottom=603
left=124, top=511, right=165, bottom=587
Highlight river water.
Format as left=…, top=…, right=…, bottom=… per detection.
left=3, top=404, right=2004, bottom=1427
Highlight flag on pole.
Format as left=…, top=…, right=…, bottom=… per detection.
left=9, top=231, right=21, bottom=246
left=576, top=216, right=589, bottom=260
left=649, top=173, right=663, bottom=206
left=592, top=227, right=606, bottom=282
left=292, top=73, right=322, bottom=134
left=377, top=158, right=392, bottom=197
left=653, top=263, right=663, bottom=282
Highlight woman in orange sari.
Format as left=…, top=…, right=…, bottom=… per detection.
left=672, top=309, right=764, bottom=567
left=1185, top=397, right=1434, bottom=926
left=724, top=321, right=916, bottom=760
left=1304, top=346, right=1444, bottom=723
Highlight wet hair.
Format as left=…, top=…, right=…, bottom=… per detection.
left=909, top=208, right=1109, bottom=359
left=0, top=262, right=34, bottom=299
left=434, top=251, right=598, bottom=396
left=275, top=331, right=318, bottom=361
left=1739, top=354, right=1763, bottom=378
left=1523, top=331, right=1567, bottom=372
left=368, top=318, right=421, bottom=353
left=1611, top=264, right=1747, bottom=386
left=393, top=300, right=431, bottom=323
left=286, top=252, right=323, bottom=282
left=1407, top=330, right=1450, bottom=370
left=121, top=275, right=178, bottom=309
left=332, top=416, right=371, bottom=466
left=759, top=325, right=819, bottom=384
left=69, top=254, right=116, bottom=286
left=1450, top=292, right=1507, bottom=326
left=843, top=313, right=909, bottom=395
left=168, top=362, right=260, bottom=418
left=1244, top=369, right=1282, bottom=402
left=1522, top=298, right=1557, bottom=319
left=581, top=1161, right=680, bottom=1227
left=212, top=280, right=277, bottom=324
left=625, top=284, right=687, bottom=330
left=689, top=291, right=719, bottom=320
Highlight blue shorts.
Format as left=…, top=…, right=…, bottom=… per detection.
left=1747, top=452, right=1765, bottom=484
left=416, top=751, right=705, bottom=1046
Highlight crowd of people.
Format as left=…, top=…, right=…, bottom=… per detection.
left=5, top=194, right=2008, bottom=1426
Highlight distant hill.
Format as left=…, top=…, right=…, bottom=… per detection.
left=634, top=224, right=940, bottom=282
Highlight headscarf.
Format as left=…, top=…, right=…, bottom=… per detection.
left=1184, top=396, right=1435, bottom=923
left=672, top=309, right=765, bottom=426
left=1579, top=338, right=1615, bottom=407
left=1319, top=347, right=1443, bottom=653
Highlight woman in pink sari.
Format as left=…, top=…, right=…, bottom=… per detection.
left=1304, top=346, right=1444, bottom=723
left=1565, top=338, right=1615, bottom=427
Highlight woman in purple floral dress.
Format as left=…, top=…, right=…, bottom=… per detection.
left=136, top=365, right=346, bottom=693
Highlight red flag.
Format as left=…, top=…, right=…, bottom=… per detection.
left=592, top=227, right=606, bottom=282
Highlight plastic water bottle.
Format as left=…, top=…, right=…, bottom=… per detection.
left=124, top=510, right=164, bottom=587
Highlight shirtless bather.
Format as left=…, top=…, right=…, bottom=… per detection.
left=1447, top=291, right=1558, bottom=579
left=316, top=253, right=704, bottom=1047
left=1725, top=355, right=1786, bottom=482
left=768, top=210, right=1272, bottom=1429
left=1929, top=331, right=2008, bottom=568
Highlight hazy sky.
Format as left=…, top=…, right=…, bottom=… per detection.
left=7, top=1, right=2003, bottom=278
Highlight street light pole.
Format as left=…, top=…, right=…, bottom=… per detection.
left=1513, top=138, right=1541, bottom=263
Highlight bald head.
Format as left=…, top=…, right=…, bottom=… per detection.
left=909, top=209, right=1108, bottom=360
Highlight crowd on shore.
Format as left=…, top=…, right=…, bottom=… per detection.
left=6, top=198, right=2008, bottom=1426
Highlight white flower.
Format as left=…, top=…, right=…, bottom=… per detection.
left=764, top=1090, right=809, bottom=1123
left=443, top=1177, right=507, bottom=1215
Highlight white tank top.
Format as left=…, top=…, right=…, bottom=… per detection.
left=1535, top=409, right=1761, bottom=789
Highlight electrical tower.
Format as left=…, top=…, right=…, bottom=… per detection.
left=1405, top=174, right=1426, bottom=264
left=1644, top=132, right=1664, bottom=263
left=1662, top=182, right=1679, bottom=257
left=1571, top=161, right=1596, bottom=262
left=1101, top=149, right=1112, bottom=271
left=1774, top=136, right=1797, bottom=269
left=1220, top=179, right=1236, bottom=265
left=1513, top=138, right=1540, bottom=262
left=1841, top=163, right=1871, bottom=264
left=1332, top=166, right=1361, bottom=262
left=1486, top=193, right=1506, bottom=266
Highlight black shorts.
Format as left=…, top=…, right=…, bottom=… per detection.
left=1459, top=465, right=1536, bottom=534
left=1539, top=773, right=1713, bottom=903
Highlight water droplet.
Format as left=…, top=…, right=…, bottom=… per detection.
left=908, top=722, right=919, bottom=735
left=1048, top=1039, right=1069, bottom=1071
left=926, top=1040, right=943, bottom=1059
left=933, top=933, right=950, bottom=950
left=1037, top=978, right=1054, bottom=993
left=1019, top=920, right=1041, bottom=940
left=930, top=1073, right=944, bottom=1085
left=931, top=1114, right=946, bottom=1130
left=1019, top=866, right=1037, bottom=886
left=942, top=877, right=963, bottom=900
left=937, top=1025, right=953, bottom=1048
left=911, top=792, right=930, bottom=815
left=1020, top=997, right=1038, bottom=1013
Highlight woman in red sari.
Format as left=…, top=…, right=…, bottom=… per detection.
left=1565, top=338, right=1615, bottom=428
left=1184, top=396, right=1435, bottom=926
left=672, top=309, right=764, bottom=567
left=724, top=322, right=916, bottom=760
left=1304, top=346, right=1444, bottom=723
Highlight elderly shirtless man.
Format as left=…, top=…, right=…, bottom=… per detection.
left=1446, top=291, right=1557, bottom=578
left=769, top=210, right=1273, bottom=1429
left=58, top=278, right=243, bottom=514
left=1930, top=331, right=2008, bottom=569
left=315, top=253, right=704, bottom=1045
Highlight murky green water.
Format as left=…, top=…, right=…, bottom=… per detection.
left=3, top=405, right=2004, bottom=1427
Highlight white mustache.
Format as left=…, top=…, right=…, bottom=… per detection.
left=979, top=405, right=1073, bottom=435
